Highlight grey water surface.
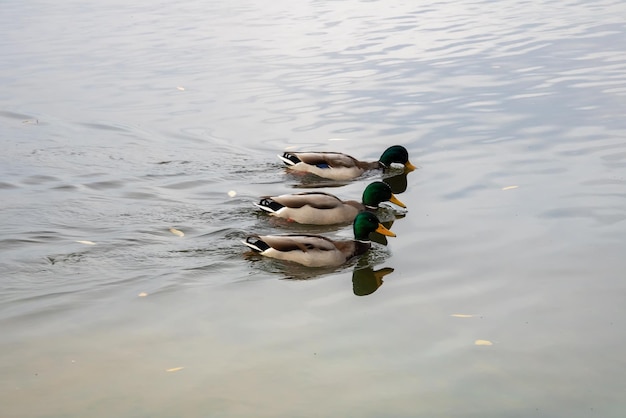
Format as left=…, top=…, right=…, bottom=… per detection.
left=1, top=0, right=626, bottom=417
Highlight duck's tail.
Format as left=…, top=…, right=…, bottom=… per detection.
left=242, top=235, right=270, bottom=253
left=254, top=198, right=283, bottom=214
left=278, top=152, right=300, bottom=166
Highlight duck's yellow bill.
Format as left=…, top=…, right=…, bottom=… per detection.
left=375, top=224, right=396, bottom=237
left=404, top=160, right=417, bottom=172
left=373, top=267, right=394, bottom=282
left=389, top=194, right=406, bottom=208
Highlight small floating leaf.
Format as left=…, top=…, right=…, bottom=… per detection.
left=451, top=314, right=473, bottom=318
left=227, top=190, right=237, bottom=198
left=169, top=228, right=184, bottom=237
left=166, top=367, right=184, bottom=372
left=475, top=340, right=493, bottom=346
left=501, top=185, right=519, bottom=191
left=76, top=240, right=96, bottom=245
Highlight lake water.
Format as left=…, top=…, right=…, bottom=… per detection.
left=1, top=0, right=626, bottom=417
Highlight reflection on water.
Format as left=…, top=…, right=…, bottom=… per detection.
left=383, top=171, right=410, bottom=194
left=352, top=262, right=395, bottom=297
left=2, top=0, right=626, bottom=416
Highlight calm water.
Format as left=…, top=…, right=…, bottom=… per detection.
left=2, top=0, right=626, bottom=417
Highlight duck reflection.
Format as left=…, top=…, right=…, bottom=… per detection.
left=382, top=171, right=409, bottom=194
left=258, top=257, right=396, bottom=297
left=287, top=168, right=412, bottom=193
left=352, top=265, right=394, bottom=296
left=287, top=174, right=351, bottom=189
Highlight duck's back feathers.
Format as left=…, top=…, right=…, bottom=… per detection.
left=243, top=233, right=359, bottom=267
left=279, top=151, right=375, bottom=180
left=254, top=192, right=362, bottom=225
left=260, top=234, right=338, bottom=252
left=267, top=192, right=345, bottom=210
left=281, top=152, right=362, bottom=168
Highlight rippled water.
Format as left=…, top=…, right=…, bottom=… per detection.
left=2, top=0, right=626, bottom=417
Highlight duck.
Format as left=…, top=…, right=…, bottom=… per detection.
left=242, top=212, right=396, bottom=267
left=278, top=145, right=416, bottom=181
left=254, top=181, right=406, bottom=225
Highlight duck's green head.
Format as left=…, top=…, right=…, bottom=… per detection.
left=362, top=181, right=407, bottom=209
left=379, top=145, right=416, bottom=171
left=353, top=212, right=396, bottom=241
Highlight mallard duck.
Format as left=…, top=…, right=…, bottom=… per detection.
left=242, top=212, right=395, bottom=267
left=278, top=145, right=416, bottom=180
left=254, top=181, right=406, bottom=225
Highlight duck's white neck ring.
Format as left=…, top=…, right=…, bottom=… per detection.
left=364, top=205, right=378, bottom=210
left=356, top=239, right=371, bottom=244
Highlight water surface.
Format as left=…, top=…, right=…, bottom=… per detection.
left=1, top=0, right=626, bottom=417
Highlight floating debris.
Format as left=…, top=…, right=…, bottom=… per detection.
left=450, top=314, right=473, bottom=318
left=138, top=292, right=148, bottom=297
left=169, top=228, right=184, bottom=237
left=76, top=240, right=96, bottom=245
left=501, top=185, right=519, bottom=191
left=475, top=340, right=494, bottom=346
left=166, top=367, right=184, bottom=372
left=228, top=190, right=237, bottom=198
left=176, top=86, right=185, bottom=91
